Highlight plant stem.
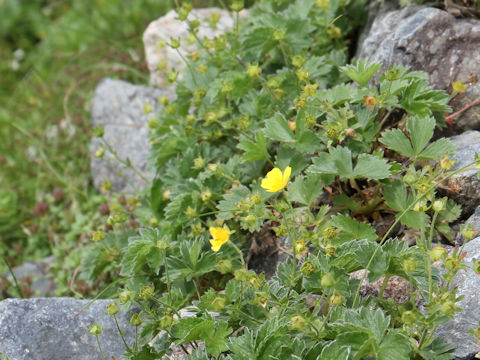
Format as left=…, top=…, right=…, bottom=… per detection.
left=95, top=334, right=106, bottom=360
left=113, top=314, right=132, bottom=352
left=229, top=241, right=246, bottom=266
left=1, top=254, right=24, bottom=298
left=378, top=275, right=390, bottom=299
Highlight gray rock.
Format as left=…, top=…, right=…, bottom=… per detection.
left=143, top=8, right=248, bottom=86
left=0, top=298, right=135, bottom=360
left=436, top=236, right=480, bottom=359
left=444, top=130, right=480, bottom=217
left=1, top=256, right=56, bottom=298
left=90, top=78, right=174, bottom=193
left=356, top=4, right=480, bottom=132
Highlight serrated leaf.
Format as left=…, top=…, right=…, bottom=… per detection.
left=237, top=132, right=269, bottom=162
left=406, top=116, right=435, bottom=155
left=318, top=341, right=350, bottom=360
left=340, top=60, right=381, bottom=87
left=309, top=147, right=390, bottom=180
left=353, top=154, right=391, bottom=180
left=265, top=113, right=296, bottom=142
left=332, top=214, right=377, bottom=242
left=287, top=174, right=326, bottom=205
left=377, top=332, right=412, bottom=360
left=217, top=186, right=251, bottom=220
left=419, top=138, right=456, bottom=160
left=379, top=129, right=414, bottom=158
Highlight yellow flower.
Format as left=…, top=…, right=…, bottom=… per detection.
left=452, top=79, right=467, bottom=93
left=209, top=226, right=230, bottom=252
left=261, top=166, right=291, bottom=193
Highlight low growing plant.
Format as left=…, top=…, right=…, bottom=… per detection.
left=83, top=0, right=480, bottom=359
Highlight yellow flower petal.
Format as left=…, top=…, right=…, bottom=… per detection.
left=261, top=166, right=291, bottom=192
left=209, top=226, right=230, bottom=252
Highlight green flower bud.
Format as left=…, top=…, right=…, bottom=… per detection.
left=193, top=156, right=205, bottom=169
left=130, top=313, right=143, bottom=326
left=190, top=19, right=201, bottom=28
left=106, top=302, right=119, bottom=315
left=201, top=189, right=212, bottom=202
left=139, top=284, right=155, bottom=301
left=119, top=290, right=131, bottom=304
left=89, top=323, right=103, bottom=335
left=148, top=117, right=159, bottom=129
left=461, top=224, right=479, bottom=242
left=221, top=81, right=234, bottom=93
left=432, top=198, right=447, bottom=212
left=473, top=259, right=480, bottom=274
left=246, top=64, right=261, bottom=78
left=300, top=261, right=314, bottom=275
left=431, top=246, right=446, bottom=262
left=185, top=206, right=197, bottom=218
left=294, top=96, right=307, bottom=109
left=92, top=125, right=104, bottom=138
left=234, top=268, right=250, bottom=282
left=91, top=230, right=104, bottom=242
left=320, top=272, right=335, bottom=287
left=169, top=38, right=181, bottom=49
left=176, top=7, right=189, bottom=21
left=144, top=103, right=153, bottom=114
left=196, top=64, right=208, bottom=74
left=403, top=172, right=417, bottom=184
left=94, top=146, right=105, bottom=158
left=166, top=104, right=176, bottom=115
left=243, top=214, right=256, bottom=228
left=156, top=238, right=170, bottom=250
left=160, top=314, right=175, bottom=330
left=291, top=55, right=305, bottom=68
left=205, top=112, right=217, bottom=125
left=290, top=315, right=307, bottom=331
left=215, top=259, right=233, bottom=274
left=99, top=180, right=112, bottom=193
left=231, top=0, right=244, bottom=12
left=167, top=69, right=179, bottom=83
left=156, top=40, right=166, bottom=49
left=296, top=68, right=309, bottom=81
left=273, top=29, right=285, bottom=41
left=329, top=290, right=344, bottom=306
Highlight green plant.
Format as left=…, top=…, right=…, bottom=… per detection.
left=81, top=0, right=480, bottom=359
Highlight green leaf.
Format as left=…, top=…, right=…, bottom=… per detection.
left=204, top=321, right=232, bottom=356
left=377, top=332, right=412, bottom=360
left=265, top=113, right=295, bottom=142
left=332, top=215, right=377, bottom=242
left=308, top=147, right=390, bottom=180
left=379, top=129, right=414, bottom=158
left=406, top=116, right=434, bottom=156
left=217, top=186, right=251, bottom=220
left=237, top=132, right=269, bottom=162
left=340, top=60, right=381, bottom=87
left=318, top=342, right=350, bottom=360
left=419, top=138, right=456, bottom=160
left=352, top=154, right=391, bottom=180
left=287, top=174, right=326, bottom=205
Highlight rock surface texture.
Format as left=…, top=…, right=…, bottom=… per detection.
left=143, top=8, right=246, bottom=86
left=436, top=237, right=480, bottom=359
left=357, top=4, right=480, bottom=132
left=0, top=298, right=135, bottom=360
left=90, top=78, right=173, bottom=193
left=447, top=130, right=480, bottom=217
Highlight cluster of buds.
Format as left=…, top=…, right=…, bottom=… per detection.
left=176, top=2, right=192, bottom=21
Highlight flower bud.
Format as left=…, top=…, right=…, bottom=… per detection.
left=329, top=290, right=344, bottom=306
left=432, top=198, right=447, bottom=212
left=401, top=310, right=417, bottom=325
left=130, top=313, right=143, bottom=326
left=440, top=157, right=456, bottom=170
left=169, top=38, right=181, bottom=49
left=157, top=59, right=168, bottom=70
left=94, top=146, right=105, bottom=158
left=89, top=323, right=103, bottom=335
left=243, top=214, right=256, bottom=228
left=92, top=125, right=104, bottom=138
left=160, top=314, right=175, bottom=330
left=290, top=315, right=307, bottom=330
left=473, top=259, right=480, bottom=275
left=119, top=290, right=131, bottom=304
left=431, top=246, right=446, bottom=262
left=106, top=302, right=119, bottom=315
left=201, top=189, right=212, bottom=202
left=288, top=120, right=296, bottom=132
left=100, top=180, right=112, bottom=193
left=193, top=156, right=205, bottom=169
left=92, top=230, right=104, bottom=242
left=247, top=64, right=261, bottom=78
left=185, top=206, right=197, bottom=219
left=139, top=284, right=155, bottom=301
left=234, top=268, right=250, bottom=282
left=320, top=272, right=335, bottom=287
left=215, top=259, right=233, bottom=274
left=296, top=68, right=309, bottom=81
left=167, top=69, right=179, bottom=83
left=196, top=64, right=208, bottom=74
left=148, top=217, right=159, bottom=227
left=461, top=224, right=479, bottom=242
left=148, top=117, right=159, bottom=129
left=300, top=261, right=315, bottom=275
left=273, top=29, right=285, bottom=41
left=231, top=0, right=244, bottom=12
left=291, top=55, right=305, bottom=68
